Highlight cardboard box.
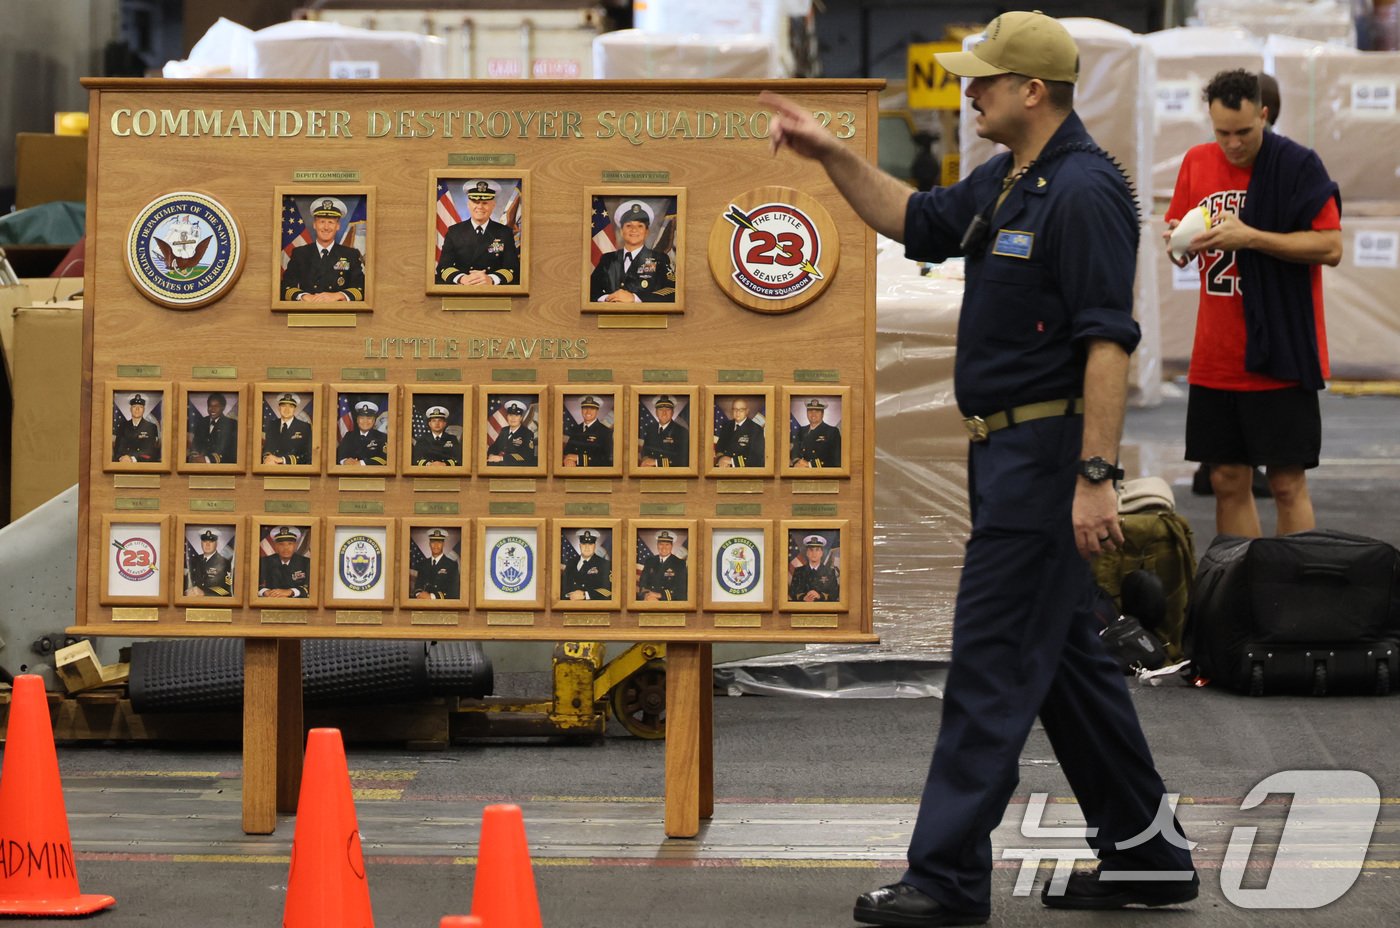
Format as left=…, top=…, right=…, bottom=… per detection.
left=14, top=133, right=88, bottom=210
left=10, top=301, right=82, bottom=518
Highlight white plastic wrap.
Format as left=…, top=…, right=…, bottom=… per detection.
left=1191, top=0, right=1357, bottom=47
left=591, top=29, right=780, bottom=78
left=162, top=17, right=255, bottom=79
left=248, top=20, right=446, bottom=80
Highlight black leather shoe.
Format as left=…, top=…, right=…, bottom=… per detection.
left=853, top=882, right=988, bottom=927
left=1041, top=867, right=1200, bottom=910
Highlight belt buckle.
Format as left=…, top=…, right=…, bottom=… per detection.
left=963, top=416, right=989, bottom=443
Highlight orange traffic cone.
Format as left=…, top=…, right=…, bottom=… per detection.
left=0, top=674, right=115, bottom=915
left=440, top=917, right=484, bottom=927
left=283, top=728, right=374, bottom=927
left=471, top=804, right=541, bottom=928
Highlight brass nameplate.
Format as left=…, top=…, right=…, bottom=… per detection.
left=114, top=497, right=160, bottom=511
left=186, top=608, right=233, bottom=623
left=490, top=501, right=536, bottom=515
left=412, top=611, right=460, bottom=626
left=794, top=369, right=840, bottom=382
left=336, top=610, right=383, bottom=625
left=490, top=479, right=536, bottom=493
left=342, top=368, right=386, bottom=381
left=414, top=478, right=461, bottom=492
left=640, top=502, right=685, bottom=516
left=417, top=368, right=463, bottom=382
left=564, top=480, right=612, bottom=494
left=638, top=613, right=686, bottom=628
left=261, top=610, right=309, bottom=624
left=268, top=367, right=313, bottom=379
left=265, top=477, right=311, bottom=491
left=792, top=614, right=840, bottom=629
left=190, top=499, right=236, bottom=512
left=563, top=614, right=610, bottom=627
left=492, top=369, right=537, bottom=382
left=603, top=170, right=670, bottom=183
left=716, top=503, right=762, bottom=517
left=449, top=153, right=516, bottom=166
left=565, top=502, right=610, bottom=516
left=719, top=369, right=764, bottom=382
left=717, top=481, right=765, bottom=494
left=287, top=314, right=357, bottom=328
left=339, top=477, right=386, bottom=492
left=640, top=480, right=687, bottom=494
left=111, top=607, right=159, bottom=622
left=486, top=612, right=535, bottom=626
left=792, top=503, right=839, bottom=517
left=339, top=500, right=385, bottom=514
left=266, top=500, right=311, bottom=513
left=114, top=475, right=160, bottom=489
left=643, top=369, right=688, bottom=382
left=716, top=613, right=763, bottom=628
left=192, top=366, right=238, bottom=379
left=443, top=297, right=511, bottom=312
left=116, top=364, right=160, bottom=377
left=792, top=480, right=840, bottom=495
left=189, top=475, right=235, bottom=490
left=415, top=501, right=461, bottom=515
left=597, top=314, right=667, bottom=329
left=293, top=170, right=361, bottom=182
left=568, top=369, right=613, bottom=383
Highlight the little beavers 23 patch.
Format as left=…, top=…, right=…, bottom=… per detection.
left=126, top=191, right=244, bottom=309
left=708, top=187, right=839, bottom=314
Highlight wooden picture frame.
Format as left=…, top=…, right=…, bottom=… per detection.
left=176, top=382, right=249, bottom=473
left=778, top=520, right=850, bottom=612
left=702, top=385, right=776, bottom=478
left=273, top=185, right=374, bottom=310
left=554, top=384, right=622, bottom=477
left=426, top=170, right=529, bottom=296
left=103, top=380, right=172, bottom=473
left=478, top=387, right=547, bottom=477
left=325, top=518, right=396, bottom=608
left=403, top=385, right=472, bottom=476
left=702, top=519, right=772, bottom=612
left=553, top=519, right=622, bottom=611
left=779, top=386, right=852, bottom=478
left=582, top=187, right=684, bottom=313
left=174, top=516, right=245, bottom=607
left=253, top=382, right=322, bottom=475
left=626, top=386, right=700, bottom=477
left=476, top=518, right=546, bottom=609
left=628, top=519, right=698, bottom=611
left=250, top=519, right=320, bottom=608
left=327, top=384, right=396, bottom=476
left=402, top=519, right=471, bottom=609
left=99, top=514, right=171, bottom=605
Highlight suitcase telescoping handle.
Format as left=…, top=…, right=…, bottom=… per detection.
left=1299, top=561, right=1350, bottom=583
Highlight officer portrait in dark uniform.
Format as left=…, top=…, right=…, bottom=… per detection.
left=560, top=529, right=612, bottom=602
left=280, top=197, right=365, bottom=303
left=485, top=399, right=538, bottom=467
left=435, top=179, right=521, bottom=287
left=787, top=533, right=840, bottom=603
left=185, top=527, right=234, bottom=598
left=637, top=529, right=689, bottom=603
left=411, top=527, right=461, bottom=600
left=261, top=392, right=313, bottom=466
left=561, top=394, right=614, bottom=468
left=188, top=391, right=239, bottom=465
left=412, top=402, right=463, bottom=468
left=589, top=199, right=677, bottom=304
left=790, top=396, right=843, bottom=469
left=713, top=396, right=765, bottom=469
left=113, top=392, right=162, bottom=463
left=258, top=525, right=311, bottom=599
left=336, top=399, right=390, bottom=467
left=638, top=394, right=690, bottom=468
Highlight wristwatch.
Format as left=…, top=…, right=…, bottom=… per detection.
left=1077, top=456, right=1124, bottom=484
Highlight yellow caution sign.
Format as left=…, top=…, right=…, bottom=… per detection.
left=907, top=42, right=964, bottom=111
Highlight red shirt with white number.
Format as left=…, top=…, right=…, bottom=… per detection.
left=1166, top=141, right=1338, bottom=391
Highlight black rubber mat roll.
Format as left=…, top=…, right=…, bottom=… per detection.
left=424, top=640, right=492, bottom=697
left=129, top=639, right=243, bottom=713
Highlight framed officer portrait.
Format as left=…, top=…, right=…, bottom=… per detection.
left=779, top=520, right=849, bottom=612
left=627, top=386, right=699, bottom=478
left=779, top=386, right=851, bottom=478
left=555, top=385, right=621, bottom=477
left=273, top=186, right=374, bottom=310
left=703, top=520, right=772, bottom=612
left=176, top=383, right=248, bottom=474
left=253, top=383, right=321, bottom=475
left=328, top=385, right=395, bottom=476
left=404, top=386, right=471, bottom=476
left=104, top=381, right=172, bottom=473
left=325, top=518, right=395, bottom=608
left=251, top=520, right=319, bottom=608
left=426, top=170, right=530, bottom=297
left=175, top=517, right=244, bottom=607
left=478, top=388, right=546, bottom=476
left=628, top=520, right=697, bottom=611
left=403, top=520, right=469, bottom=610
left=554, top=520, right=620, bottom=611
left=703, top=385, right=775, bottom=478
left=100, top=514, right=170, bottom=606
left=582, top=187, right=684, bottom=313
left=476, top=518, right=545, bottom=609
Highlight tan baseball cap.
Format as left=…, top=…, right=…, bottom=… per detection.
left=935, top=11, right=1079, bottom=84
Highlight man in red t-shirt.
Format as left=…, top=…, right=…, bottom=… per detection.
left=1165, top=69, right=1341, bottom=537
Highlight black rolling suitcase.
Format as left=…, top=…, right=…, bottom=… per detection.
left=1187, top=530, right=1400, bottom=696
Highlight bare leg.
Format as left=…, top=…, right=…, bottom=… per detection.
left=1267, top=465, right=1315, bottom=535
left=1212, top=464, right=1261, bottom=537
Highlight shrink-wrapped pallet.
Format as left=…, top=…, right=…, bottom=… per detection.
left=1191, top=0, right=1356, bottom=47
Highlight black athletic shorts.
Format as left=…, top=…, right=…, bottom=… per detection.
left=1185, top=384, right=1321, bottom=469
